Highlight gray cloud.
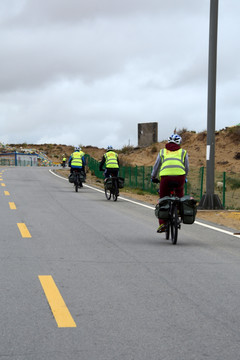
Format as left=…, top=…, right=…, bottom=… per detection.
left=0, top=0, right=239, bottom=148
left=1, top=0, right=207, bottom=27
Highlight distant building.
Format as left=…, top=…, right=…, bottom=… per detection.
left=0, top=152, right=38, bottom=166
left=138, top=122, right=158, bottom=147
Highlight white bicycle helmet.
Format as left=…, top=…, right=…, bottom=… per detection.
left=107, top=145, right=113, bottom=150
left=75, top=146, right=80, bottom=151
left=168, top=134, right=182, bottom=145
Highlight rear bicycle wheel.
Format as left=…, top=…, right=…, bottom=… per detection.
left=75, top=181, right=78, bottom=192
left=105, top=187, right=111, bottom=200
left=171, top=205, right=178, bottom=245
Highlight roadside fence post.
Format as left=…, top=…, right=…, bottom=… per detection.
left=135, top=166, right=138, bottom=188
left=200, top=166, right=204, bottom=199
left=142, top=166, right=145, bottom=190
left=223, top=171, right=226, bottom=209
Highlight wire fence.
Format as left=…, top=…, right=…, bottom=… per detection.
left=85, top=154, right=240, bottom=209
left=0, top=158, right=38, bottom=166
left=0, top=158, right=15, bottom=166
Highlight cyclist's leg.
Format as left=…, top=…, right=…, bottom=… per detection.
left=112, top=177, right=118, bottom=201
left=77, top=168, right=84, bottom=187
left=171, top=175, right=185, bottom=198
left=160, top=175, right=175, bottom=198
left=79, top=168, right=84, bottom=187
left=104, top=169, right=111, bottom=179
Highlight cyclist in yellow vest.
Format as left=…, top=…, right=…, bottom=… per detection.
left=99, top=145, right=120, bottom=179
left=62, top=155, right=67, bottom=168
left=68, top=147, right=86, bottom=186
left=151, top=134, right=189, bottom=233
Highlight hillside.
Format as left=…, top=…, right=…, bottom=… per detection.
left=84, top=126, right=240, bottom=173
left=117, top=127, right=240, bottom=173
left=1, top=126, right=239, bottom=172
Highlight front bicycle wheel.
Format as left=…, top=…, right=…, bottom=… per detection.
left=112, top=179, right=118, bottom=201
left=171, top=205, right=178, bottom=245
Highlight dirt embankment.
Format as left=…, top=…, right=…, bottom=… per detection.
left=3, top=126, right=239, bottom=172
left=114, top=128, right=240, bottom=173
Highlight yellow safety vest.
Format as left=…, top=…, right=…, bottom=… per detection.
left=71, top=151, right=84, bottom=167
left=104, top=151, right=119, bottom=168
left=159, top=148, right=186, bottom=176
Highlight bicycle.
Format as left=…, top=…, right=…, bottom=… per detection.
left=154, top=179, right=182, bottom=245
left=104, top=175, right=119, bottom=201
left=72, top=169, right=85, bottom=192
left=164, top=187, right=182, bottom=245
left=154, top=178, right=197, bottom=245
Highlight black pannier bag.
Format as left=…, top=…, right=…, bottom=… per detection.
left=155, top=196, right=174, bottom=219
left=68, top=173, right=75, bottom=183
left=117, top=177, right=125, bottom=189
left=79, top=171, right=86, bottom=182
left=180, top=195, right=197, bottom=224
left=105, top=177, right=114, bottom=190
left=68, top=171, right=86, bottom=183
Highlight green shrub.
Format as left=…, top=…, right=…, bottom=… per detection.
left=177, top=127, right=188, bottom=136
left=227, top=125, right=240, bottom=142
left=120, top=145, right=135, bottom=154
left=227, top=177, right=240, bottom=190
left=151, top=145, right=158, bottom=153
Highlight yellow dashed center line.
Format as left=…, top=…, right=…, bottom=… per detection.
left=17, top=223, right=32, bottom=238
left=1, top=183, right=6, bottom=187
left=39, top=275, right=76, bottom=328
left=4, top=191, right=10, bottom=196
left=9, top=202, right=16, bottom=210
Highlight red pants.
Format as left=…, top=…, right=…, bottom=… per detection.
left=158, top=175, right=185, bottom=225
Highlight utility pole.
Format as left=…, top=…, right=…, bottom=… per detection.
left=198, top=0, right=223, bottom=209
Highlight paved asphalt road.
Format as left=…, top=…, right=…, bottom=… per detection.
left=1, top=167, right=240, bottom=360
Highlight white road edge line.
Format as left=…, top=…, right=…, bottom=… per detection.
left=49, top=169, right=240, bottom=239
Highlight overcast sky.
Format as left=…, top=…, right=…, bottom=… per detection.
left=0, top=0, right=239, bottom=149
